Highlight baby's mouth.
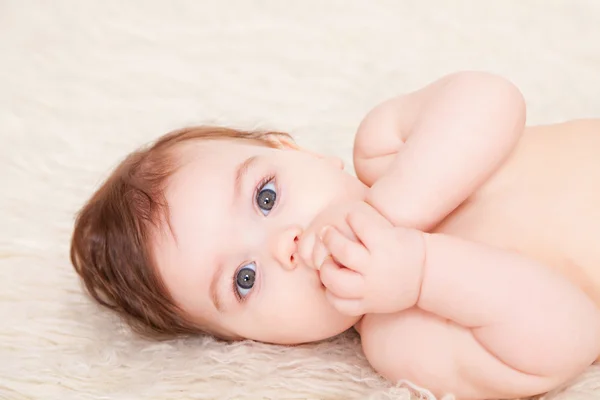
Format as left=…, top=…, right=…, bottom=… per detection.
left=315, top=268, right=323, bottom=284
left=294, top=248, right=325, bottom=288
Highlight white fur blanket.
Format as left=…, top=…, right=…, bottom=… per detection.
left=1, top=1, right=599, bottom=399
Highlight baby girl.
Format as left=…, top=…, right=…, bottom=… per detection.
left=71, top=71, right=600, bottom=399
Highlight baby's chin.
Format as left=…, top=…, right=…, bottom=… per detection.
left=261, top=316, right=361, bottom=346
left=294, top=274, right=362, bottom=344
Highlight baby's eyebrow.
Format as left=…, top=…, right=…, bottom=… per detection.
left=233, top=155, right=259, bottom=202
left=210, top=260, right=225, bottom=312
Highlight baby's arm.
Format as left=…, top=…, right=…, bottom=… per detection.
left=354, top=71, right=525, bottom=231
left=315, top=202, right=600, bottom=398
left=422, top=234, right=600, bottom=387
left=363, top=233, right=600, bottom=398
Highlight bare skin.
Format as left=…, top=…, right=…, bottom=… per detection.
left=320, top=71, right=600, bottom=399
left=154, top=72, right=600, bottom=400
left=354, top=119, right=600, bottom=399
left=437, top=120, right=600, bottom=305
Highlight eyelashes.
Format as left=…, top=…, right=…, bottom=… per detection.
left=255, top=175, right=277, bottom=215
left=231, top=173, right=277, bottom=302
left=232, top=261, right=256, bottom=301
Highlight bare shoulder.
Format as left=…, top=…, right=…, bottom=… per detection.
left=525, top=118, right=600, bottom=139
left=517, top=118, right=600, bottom=177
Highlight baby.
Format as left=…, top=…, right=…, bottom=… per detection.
left=70, top=71, right=600, bottom=400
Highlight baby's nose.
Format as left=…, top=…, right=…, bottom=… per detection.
left=272, top=225, right=302, bottom=270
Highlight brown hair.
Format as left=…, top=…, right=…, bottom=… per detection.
left=70, top=126, right=292, bottom=339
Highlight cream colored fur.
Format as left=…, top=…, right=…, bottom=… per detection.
left=1, top=1, right=600, bottom=399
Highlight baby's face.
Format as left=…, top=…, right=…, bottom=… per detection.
left=154, top=138, right=367, bottom=344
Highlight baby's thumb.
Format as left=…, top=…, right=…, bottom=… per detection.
left=312, top=234, right=331, bottom=271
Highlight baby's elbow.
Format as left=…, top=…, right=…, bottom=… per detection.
left=452, top=70, right=524, bottom=97
left=452, top=70, right=526, bottom=126
left=568, top=307, right=600, bottom=372
left=544, top=306, right=600, bottom=385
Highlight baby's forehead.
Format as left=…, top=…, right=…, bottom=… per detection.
left=171, top=139, right=274, bottom=180
left=155, top=143, right=234, bottom=275
left=167, top=141, right=236, bottom=181
left=174, top=137, right=270, bottom=160
left=164, top=137, right=283, bottom=206
left=166, top=139, right=269, bottom=208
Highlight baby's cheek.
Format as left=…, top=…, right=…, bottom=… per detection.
left=243, top=228, right=265, bottom=248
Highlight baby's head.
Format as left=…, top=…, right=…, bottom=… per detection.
left=71, top=126, right=367, bottom=344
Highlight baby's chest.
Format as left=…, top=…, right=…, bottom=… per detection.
left=434, top=143, right=600, bottom=307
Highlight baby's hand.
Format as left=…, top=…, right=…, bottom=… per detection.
left=314, top=201, right=426, bottom=316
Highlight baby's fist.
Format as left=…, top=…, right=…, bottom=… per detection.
left=317, top=201, right=426, bottom=316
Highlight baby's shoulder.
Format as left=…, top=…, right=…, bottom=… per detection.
left=524, top=118, right=600, bottom=142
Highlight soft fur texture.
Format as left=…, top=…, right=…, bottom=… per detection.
left=1, top=1, right=600, bottom=399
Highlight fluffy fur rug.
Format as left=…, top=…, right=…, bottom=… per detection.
left=1, top=1, right=600, bottom=399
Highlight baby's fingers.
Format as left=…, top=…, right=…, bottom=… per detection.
left=319, top=259, right=365, bottom=299
left=325, top=290, right=365, bottom=317
left=347, top=202, right=393, bottom=251
left=320, top=226, right=368, bottom=272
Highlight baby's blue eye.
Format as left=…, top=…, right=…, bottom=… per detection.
left=256, top=181, right=276, bottom=215
left=235, top=262, right=256, bottom=298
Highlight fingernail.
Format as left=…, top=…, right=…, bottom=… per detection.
left=318, top=226, right=331, bottom=241
left=312, top=238, right=329, bottom=270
